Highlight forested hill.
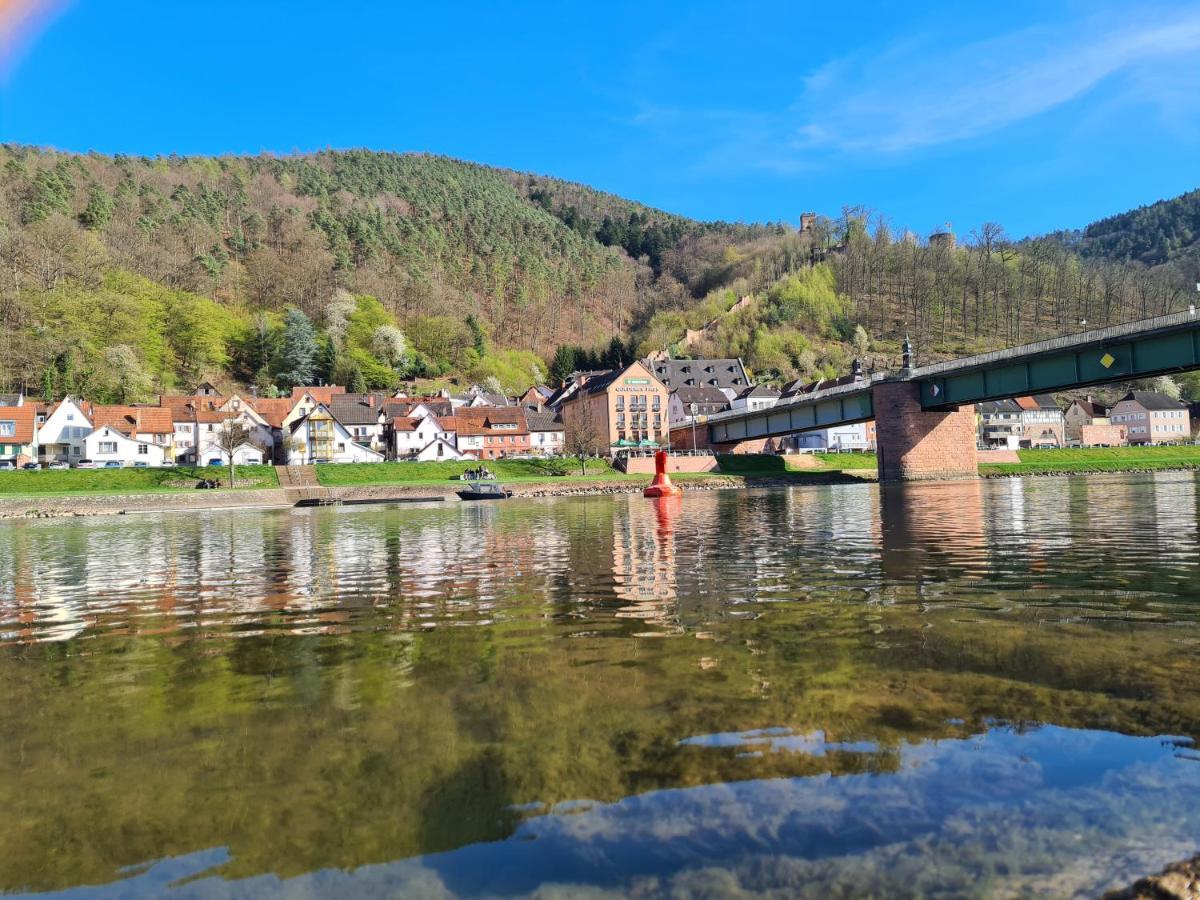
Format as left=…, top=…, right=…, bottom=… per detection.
left=1049, top=187, right=1200, bottom=268
left=0, top=145, right=783, bottom=398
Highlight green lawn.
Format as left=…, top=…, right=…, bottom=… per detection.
left=715, top=452, right=878, bottom=476
left=981, top=444, right=1200, bottom=476
left=315, top=458, right=631, bottom=487
left=0, top=464, right=279, bottom=495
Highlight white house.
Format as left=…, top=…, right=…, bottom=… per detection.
left=792, top=422, right=875, bottom=451
left=84, top=424, right=169, bottom=466
left=525, top=408, right=565, bottom=456
left=195, top=439, right=266, bottom=466
left=730, top=385, right=780, bottom=413
left=392, top=413, right=456, bottom=459
left=287, top=404, right=385, bottom=464
left=37, top=397, right=93, bottom=462
left=409, top=436, right=469, bottom=461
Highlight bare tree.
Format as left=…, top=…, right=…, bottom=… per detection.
left=213, top=418, right=254, bottom=488
left=564, top=400, right=601, bottom=475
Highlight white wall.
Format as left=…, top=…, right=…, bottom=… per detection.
left=287, top=416, right=384, bottom=464
left=197, top=441, right=265, bottom=466
left=37, top=398, right=91, bottom=460
left=793, top=422, right=873, bottom=450
left=84, top=426, right=168, bottom=466
left=530, top=430, right=564, bottom=454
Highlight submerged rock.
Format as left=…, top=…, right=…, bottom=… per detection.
left=1104, top=854, right=1200, bottom=899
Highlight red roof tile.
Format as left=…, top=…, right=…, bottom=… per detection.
left=0, top=404, right=36, bottom=445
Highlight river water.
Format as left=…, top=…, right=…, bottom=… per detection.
left=2, top=474, right=1200, bottom=898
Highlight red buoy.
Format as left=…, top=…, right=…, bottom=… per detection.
left=644, top=449, right=683, bottom=498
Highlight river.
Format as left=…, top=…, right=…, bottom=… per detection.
left=2, top=474, right=1200, bottom=897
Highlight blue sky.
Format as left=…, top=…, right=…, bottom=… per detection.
left=2, top=0, right=1199, bottom=237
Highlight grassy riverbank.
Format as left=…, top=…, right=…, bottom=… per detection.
left=717, top=452, right=878, bottom=476
left=0, top=465, right=279, bottom=495
left=315, top=458, right=630, bottom=487
left=979, top=445, right=1200, bottom=476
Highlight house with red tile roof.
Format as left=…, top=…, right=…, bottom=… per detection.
left=0, top=403, right=38, bottom=466
left=453, top=408, right=531, bottom=459
left=83, top=406, right=173, bottom=466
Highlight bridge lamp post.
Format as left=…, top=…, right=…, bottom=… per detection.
left=690, top=403, right=698, bottom=452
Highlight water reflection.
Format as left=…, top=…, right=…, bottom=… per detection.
left=2, top=475, right=1200, bottom=896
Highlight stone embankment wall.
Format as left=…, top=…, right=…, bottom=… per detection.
left=0, top=489, right=293, bottom=519
left=620, top=455, right=720, bottom=474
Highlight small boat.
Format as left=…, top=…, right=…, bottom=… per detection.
left=456, top=480, right=512, bottom=501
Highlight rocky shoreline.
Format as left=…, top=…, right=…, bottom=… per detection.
left=0, top=471, right=876, bottom=519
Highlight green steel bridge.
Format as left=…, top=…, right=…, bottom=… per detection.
left=709, top=308, right=1200, bottom=444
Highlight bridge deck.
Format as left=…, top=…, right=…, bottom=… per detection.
left=914, top=309, right=1200, bottom=408
left=707, top=309, right=1200, bottom=442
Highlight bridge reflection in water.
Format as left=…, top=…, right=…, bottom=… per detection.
left=2, top=479, right=1200, bottom=896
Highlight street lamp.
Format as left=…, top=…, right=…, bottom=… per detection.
left=689, top=402, right=698, bottom=451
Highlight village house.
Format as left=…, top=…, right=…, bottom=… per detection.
left=791, top=421, right=877, bottom=452
left=159, top=395, right=228, bottom=463
left=649, top=357, right=750, bottom=399
left=518, top=385, right=554, bottom=407
left=1109, top=391, right=1191, bottom=444
left=1015, top=395, right=1065, bottom=447
left=559, top=361, right=670, bottom=454
left=978, top=399, right=1024, bottom=448
left=84, top=406, right=174, bottom=466
left=392, top=412, right=461, bottom=459
left=0, top=403, right=38, bottom=466
left=327, top=395, right=388, bottom=456
left=525, top=408, right=565, bottom=455
left=1064, top=397, right=1126, bottom=446
left=246, top=397, right=295, bottom=463
left=730, top=384, right=780, bottom=413
left=286, top=403, right=385, bottom=464
left=453, top=408, right=531, bottom=460
left=668, top=385, right=732, bottom=427
left=36, top=397, right=94, bottom=462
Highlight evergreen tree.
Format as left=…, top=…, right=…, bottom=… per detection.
left=466, top=314, right=488, bottom=357
left=347, top=363, right=367, bottom=394
left=78, top=184, right=114, bottom=231
left=276, top=309, right=318, bottom=387
left=40, top=365, right=55, bottom=402
left=549, top=345, right=578, bottom=383
left=316, top=339, right=339, bottom=386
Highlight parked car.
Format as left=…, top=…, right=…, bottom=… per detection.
left=74, top=459, right=96, bottom=469
left=159, top=460, right=176, bottom=468
left=0, top=459, right=17, bottom=471
left=206, top=459, right=224, bottom=466
left=132, top=461, right=149, bottom=468
left=22, top=462, right=40, bottom=470
left=47, top=460, right=69, bottom=470
left=101, top=461, right=123, bottom=468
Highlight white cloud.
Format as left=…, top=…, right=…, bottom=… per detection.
left=791, top=9, right=1200, bottom=154
left=634, top=7, right=1200, bottom=171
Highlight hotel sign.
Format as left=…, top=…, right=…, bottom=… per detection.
left=615, top=377, right=653, bottom=393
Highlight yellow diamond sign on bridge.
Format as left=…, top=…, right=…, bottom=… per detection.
left=1100, top=352, right=1116, bottom=369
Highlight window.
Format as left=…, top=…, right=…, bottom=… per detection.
left=72, top=446, right=80, bottom=456
left=0, top=421, right=14, bottom=437
left=138, top=444, right=148, bottom=455
left=99, top=441, right=117, bottom=453
left=337, top=442, right=346, bottom=452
